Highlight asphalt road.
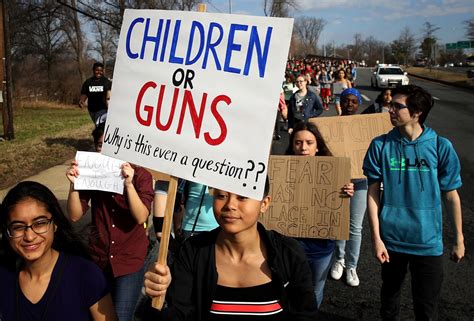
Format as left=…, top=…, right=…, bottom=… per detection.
left=272, top=69, right=474, bottom=320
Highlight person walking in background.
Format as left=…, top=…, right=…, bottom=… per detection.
left=330, top=88, right=368, bottom=287
left=363, top=85, right=465, bottom=320
left=79, top=62, right=112, bottom=125
left=174, top=181, right=219, bottom=240
left=66, top=122, right=154, bottom=321
left=362, top=88, right=392, bottom=114
left=0, top=181, right=118, bottom=321
left=350, top=63, right=357, bottom=87
left=318, top=67, right=332, bottom=111
left=287, top=75, right=324, bottom=134
left=332, top=69, right=352, bottom=116
left=285, top=121, right=354, bottom=307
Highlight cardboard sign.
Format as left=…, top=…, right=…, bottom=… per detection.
left=74, top=151, right=125, bottom=194
left=310, top=113, right=392, bottom=178
left=259, top=155, right=351, bottom=240
left=102, top=9, right=293, bottom=199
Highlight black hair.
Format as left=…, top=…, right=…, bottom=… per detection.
left=263, top=175, right=270, bottom=197
left=1, top=181, right=90, bottom=270
left=375, top=88, right=392, bottom=104
left=285, top=121, right=333, bottom=156
left=92, top=121, right=105, bottom=145
left=391, top=85, right=433, bottom=125
left=92, top=62, right=104, bottom=70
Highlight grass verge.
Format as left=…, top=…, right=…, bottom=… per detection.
left=0, top=103, right=94, bottom=190
left=407, top=67, right=474, bottom=89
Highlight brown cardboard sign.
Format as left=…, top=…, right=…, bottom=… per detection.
left=259, top=155, right=351, bottom=240
left=310, top=113, right=392, bottom=179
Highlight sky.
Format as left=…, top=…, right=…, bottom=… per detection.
left=205, top=0, right=474, bottom=46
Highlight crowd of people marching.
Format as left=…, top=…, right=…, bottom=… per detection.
left=0, top=57, right=465, bottom=321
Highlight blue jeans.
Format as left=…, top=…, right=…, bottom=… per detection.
left=307, top=252, right=333, bottom=308
left=335, top=179, right=367, bottom=269
left=110, top=266, right=145, bottom=321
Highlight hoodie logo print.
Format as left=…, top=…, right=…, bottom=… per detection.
left=389, top=157, right=430, bottom=171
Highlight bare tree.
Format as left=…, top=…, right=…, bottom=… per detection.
left=90, top=19, right=117, bottom=74
left=58, top=0, right=88, bottom=82
left=363, top=36, right=385, bottom=66
left=464, top=18, right=474, bottom=40
left=263, top=0, right=298, bottom=17
left=350, top=33, right=364, bottom=61
left=420, top=21, right=440, bottom=64
left=294, top=16, right=326, bottom=55
left=390, top=27, right=416, bottom=65
left=9, top=1, right=67, bottom=96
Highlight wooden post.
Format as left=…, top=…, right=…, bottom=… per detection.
left=151, top=4, right=207, bottom=310
left=151, top=176, right=178, bottom=310
left=0, top=0, right=13, bottom=140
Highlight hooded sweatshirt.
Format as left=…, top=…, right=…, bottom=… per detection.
left=363, top=126, right=461, bottom=256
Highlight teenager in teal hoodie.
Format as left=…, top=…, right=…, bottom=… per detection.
left=363, top=85, right=464, bottom=321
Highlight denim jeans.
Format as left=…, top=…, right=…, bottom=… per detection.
left=110, top=266, right=145, bottom=321
left=307, top=252, right=333, bottom=308
left=335, top=179, right=367, bottom=269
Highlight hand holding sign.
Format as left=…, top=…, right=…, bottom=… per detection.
left=72, top=151, right=125, bottom=194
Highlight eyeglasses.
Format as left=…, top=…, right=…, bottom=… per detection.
left=295, top=80, right=306, bottom=83
left=390, top=102, right=408, bottom=110
left=6, top=218, right=54, bottom=239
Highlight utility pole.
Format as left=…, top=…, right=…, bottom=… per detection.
left=0, top=0, right=13, bottom=140
left=229, top=0, right=232, bottom=13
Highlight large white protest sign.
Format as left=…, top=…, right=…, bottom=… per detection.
left=102, top=9, right=293, bottom=199
left=74, top=151, right=125, bottom=194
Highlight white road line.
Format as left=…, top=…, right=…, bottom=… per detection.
left=361, top=94, right=371, bottom=101
left=433, top=96, right=440, bottom=101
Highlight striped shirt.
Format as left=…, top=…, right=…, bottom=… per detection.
left=208, top=282, right=284, bottom=320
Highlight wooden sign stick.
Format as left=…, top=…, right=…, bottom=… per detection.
left=153, top=2, right=205, bottom=310
left=151, top=176, right=178, bottom=310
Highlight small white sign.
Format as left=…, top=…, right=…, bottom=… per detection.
left=74, top=151, right=125, bottom=194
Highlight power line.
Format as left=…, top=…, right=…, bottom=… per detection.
left=205, top=0, right=223, bottom=13
left=56, top=0, right=119, bottom=29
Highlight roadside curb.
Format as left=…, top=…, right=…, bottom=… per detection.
left=408, top=72, right=474, bottom=91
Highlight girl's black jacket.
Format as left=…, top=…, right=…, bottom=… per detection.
left=144, top=223, right=318, bottom=321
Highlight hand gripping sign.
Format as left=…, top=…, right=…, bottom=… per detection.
left=102, top=9, right=293, bottom=309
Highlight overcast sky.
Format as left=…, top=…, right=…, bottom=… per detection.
left=206, top=0, right=473, bottom=46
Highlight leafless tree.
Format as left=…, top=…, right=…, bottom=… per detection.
left=90, top=19, right=117, bottom=74
left=263, top=0, right=298, bottom=17
left=350, top=33, right=364, bottom=61
left=58, top=0, right=88, bottom=82
left=464, top=18, right=474, bottom=40
left=420, top=21, right=440, bottom=64
left=9, top=1, right=67, bottom=95
left=294, top=16, right=326, bottom=55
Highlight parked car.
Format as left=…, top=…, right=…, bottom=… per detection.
left=371, top=64, right=409, bottom=89
left=466, top=56, right=474, bottom=67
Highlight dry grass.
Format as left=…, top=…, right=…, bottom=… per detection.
left=407, top=67, right=474, bottom=88
left=0, top=104, right=94, bottom=189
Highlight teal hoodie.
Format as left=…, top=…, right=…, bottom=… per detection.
left=363, top=126, right=461, bottom=256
